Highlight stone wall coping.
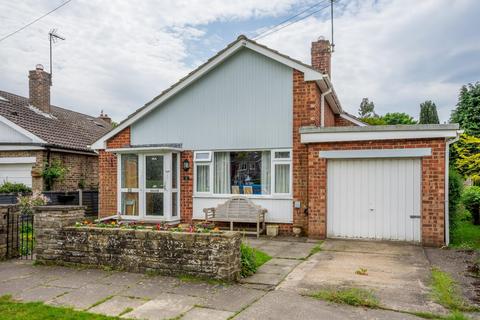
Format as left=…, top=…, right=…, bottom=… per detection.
left=34, top=205, right=86, bottom=211
left=0, top=204, right=18, bottom=208
left=66, top=226, right=240, bottom=238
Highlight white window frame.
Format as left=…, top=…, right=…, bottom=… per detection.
left=271, top=149, right=292, bottom=195
left=193, top=149, right=292, bottom=198
left=194, top=151, right=212, bottom=194
left=194, top=151, right=212, bottom=162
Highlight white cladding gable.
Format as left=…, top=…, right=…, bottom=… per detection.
left=131, top=48, right=293, bottom=150
left=0, top=120, right=33, bottom=143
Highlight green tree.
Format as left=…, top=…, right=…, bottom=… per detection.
left=361, top=117, right=387, bottom=125
left=383, top=112, right=417, bottom=125
left=358, top=98, right=376, bottom=118
left=450, top=82, right=480, bottom=136
left=450, top=134, right=480, bottom=184
left=419, top=100, right=440, bottom=124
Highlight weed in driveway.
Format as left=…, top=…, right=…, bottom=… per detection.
left=308, top=287, right=380, bottom=308
left=307, top=241, right=324, bottom=258
left=355, top=268, right=368, bottom=276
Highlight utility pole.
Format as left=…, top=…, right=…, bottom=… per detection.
left=48, top=29, right=65, bottom=86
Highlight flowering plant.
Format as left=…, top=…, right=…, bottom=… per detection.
left=17, top=191, right=49, bottom=215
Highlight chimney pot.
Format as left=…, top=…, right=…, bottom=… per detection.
left=29, top=65, right=51, bottom=113
left=98, top=110, right=112, bottom=124
left=311, top=37, right=332, bottom=77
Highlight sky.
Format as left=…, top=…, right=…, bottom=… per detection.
left=0, top=0, right=479, bottom=123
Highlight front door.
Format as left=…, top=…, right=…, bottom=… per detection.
left=145, top=155, right=165, bottom=217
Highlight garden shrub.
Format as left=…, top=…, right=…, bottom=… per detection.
left=240, top=243, right=257, bottom=277
left=449, top=168, right=464, bottom=230
left=17, top=191, right=49, bottom=215
left=0, top=181, right=31, bottom=193
left=462, top=186, right=480, bottom=225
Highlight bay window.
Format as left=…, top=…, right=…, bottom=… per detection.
left=194, top=150, right=291, bottom=196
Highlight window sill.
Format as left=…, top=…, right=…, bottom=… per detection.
left=193, top=194, right=293, bottom=200
left=118, top=216, right=181, bottom=224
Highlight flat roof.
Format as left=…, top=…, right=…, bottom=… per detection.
left=300, top=124, right=460, bottom=134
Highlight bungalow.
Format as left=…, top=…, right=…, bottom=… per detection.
left=92, top=35, right=459, bottom=246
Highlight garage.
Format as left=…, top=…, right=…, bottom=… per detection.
left=0, top=157, right=36, bottom=188
left=327, top=158, right=421, bottom=242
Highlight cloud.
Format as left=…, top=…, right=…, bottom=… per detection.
left=258, top=0, right=480, bottom=122
left=0, top=0, right=478, bottom=124
left=0, top=0, right=306, bottom=121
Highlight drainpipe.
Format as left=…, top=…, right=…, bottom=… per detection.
left=320, top=89, right=332, bottom=127
left=444, top=131, right=461, bottom=246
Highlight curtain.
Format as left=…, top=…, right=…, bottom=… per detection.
left=261, top=151, right=271, bottom=194
left=214, top=152, right=230, bottom=194
left=275, top=164, right=290, bottom=193
left=196, top=165, right=210, bottom=192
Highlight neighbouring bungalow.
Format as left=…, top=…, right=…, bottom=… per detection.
left=0, top=65, right=112, bottom=191
left=92, top=35, right=459, bottom=246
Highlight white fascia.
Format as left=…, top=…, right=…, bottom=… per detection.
left=0, top=157, right=36, bottom=164
left=301, top=129, right=459, bottom=143
left=0, top=115, right=46, bottom=143
left=339, top=113, right=367, bottom=126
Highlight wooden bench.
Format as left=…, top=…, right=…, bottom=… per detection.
left=203, top=197, right=267, bottom=238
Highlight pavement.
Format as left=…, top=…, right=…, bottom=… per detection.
left=0, top=238, right=449, bottom=319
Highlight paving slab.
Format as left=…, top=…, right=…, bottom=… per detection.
left=234, top=290, right=421, bottom=320
left=89, top=296, right=147, bottom=316
left=16, top=285, right=69, bottom=302
left=202, top=285, right=265, bottom=312
left=120, top=276, right=180, bottom=299
left=49, top=283, right=126, bottom=310
left=169, top=280, right=221, bottom=297
left=275, top=242, right=318, bottom=259
left=46, top=269, right=109, bottom=289
left=0, top=261, right=37, bottom=280
left=0, top=275, right=48, bottom=296
left=182, top=307, right=235, bottom=320
left=122, top=293, right=201, bottom=320
left=99, top=271, right=146, bottom=286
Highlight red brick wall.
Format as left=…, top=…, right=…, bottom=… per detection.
left=99, top=127, right=131, bottom=217
left=306, top=138, right=446, bottom=246
left=324, top=100, right=335, bottom=127
left=180, top=151, right=193, bottom=223
left=311, top=39, right=331, bottom=76
left=292, top=69, right=322, bottom=232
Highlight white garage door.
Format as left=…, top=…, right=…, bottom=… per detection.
left=0, top=163, right=33, bottom=187
left=327, top=158, right=421, bottom=242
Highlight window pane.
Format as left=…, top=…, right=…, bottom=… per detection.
left=214, top=152, right=230, bottom=193
left=121, top=192, right=138, bottom=215
left=230, top=151, right=270, bottom=195
left=172, top=153, right=178, bottom=189
left=275, top=164, right=290, bottom=193
left=195, top=152, right=211, bottom=161
left=146, top=192, right=163, bottom=216
left=274, top=151, right=290, bottom=159
left=172, top=191, right=178, bottom=217
left=196, top=165, right=210, bottom=192
left=121, top=154, right=138, bottom=188
left=146, top=155, right=163, bottom=189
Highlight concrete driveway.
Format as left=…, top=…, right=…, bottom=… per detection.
left=278, top=239, right=442, bottom=314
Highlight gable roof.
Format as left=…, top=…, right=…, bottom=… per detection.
left=0, top=90, right=112, bottom=152
left=92, top=35, right=343, bottom=149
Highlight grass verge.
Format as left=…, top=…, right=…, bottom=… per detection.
left=240, top=243, right=272, bottom=277
left=430, top=268, right=477, bottom=312
left=450, top=213, right=480, bottom=250
left=0, top=295, right=123, bottom=320
left=308, top=287, right=380, bottom=308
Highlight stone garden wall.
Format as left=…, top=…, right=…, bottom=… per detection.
left=34, top=206, right=241, bottom=281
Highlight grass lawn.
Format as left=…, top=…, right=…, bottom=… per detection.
left=450, top=210, right=480, bottom=250
left=253, top=247, right=272, bottom=268
left=0, top=295, right=123, bottom=320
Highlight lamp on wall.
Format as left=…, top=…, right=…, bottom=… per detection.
left=183, top=159, right=190, bottom=172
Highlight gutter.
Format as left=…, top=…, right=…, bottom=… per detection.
left=320, top=89, right=332, bottom=127
left=444, top=130, right=462, bottom=246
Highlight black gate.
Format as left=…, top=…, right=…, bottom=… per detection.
left=6, top=209, right=34, bottom=260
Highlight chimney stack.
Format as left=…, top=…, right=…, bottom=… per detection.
left=311, top=37, right=332, bottom=77
left=29, top=64, right=51, bottom=113
left=98, top=110, right=112, bottom=124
